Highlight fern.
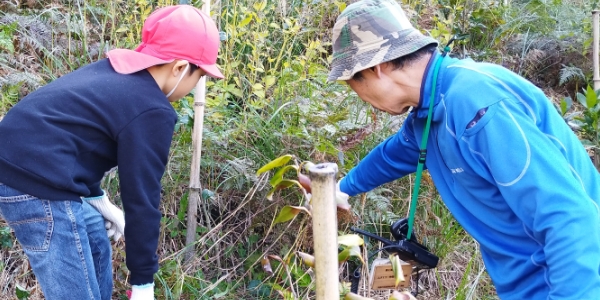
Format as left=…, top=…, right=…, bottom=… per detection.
left=0, top=71, right=43, bottom=93
left=1, top=83, right=20, bottom=115
left=559, top=65, right=586, bottom=86
left=0, top=13, right=52, bottom=52
left=221, top=158, right=258, bottom=191
left=364, top=187, right=400, bottom=226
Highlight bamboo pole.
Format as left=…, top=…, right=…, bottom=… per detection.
left=595, top=11, right=600, bottom=173
left=184, top=0, right=210, bottom=262
left=309, top=163, right=339, bottom=300
left=593, top=10, right=600, bottom=91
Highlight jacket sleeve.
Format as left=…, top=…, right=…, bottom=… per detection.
left=116, top=108, right=177, bottom=286
left=340, top=118, right=420, bottom=196
left=469, top=99, right=600, bottom=298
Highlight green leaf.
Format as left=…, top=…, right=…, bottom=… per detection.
left=581, top=139, right=595, bottom=148
left=390, top=254, right=406, bottom=288
left=335, top=1, right=347, bottom=12
left=15, top=284, right=29, bottom=300
left=274, top=205, right=310, bottom=224
left=202, top=188, right=215, bottom=200
left=0, top=30, right=14, bottom=54
left=239, top=14, right=253, bottom=27
left=266, top=179, right=303, bottom=200
left=228, top=87, right=243, bottom=98
left=247, top=279, right=271, bottom=297
left=253, top=1, right=267, bottom=11
left=338, top=234, right=364, bottom=247
left=338, top=245, right=363, bottom=264
left=212, top=290, right=229, bottom=298
left=297, top=251, right=315, bottom=268
left=338, top=247, right=350, bottom=263
left=264, top=76, right=277, bottom=89
left=177, top=192, right=188, bottom=222
left=271, top=284, right=294, bottom=300
left=348, top=245, right=364, bottom=263
left=577, top=92, right=588, bottom=108
left=266, top=186, right=277, bottom=201
left=253, top=90, right=266, bottom=99
left=256, top=155, right=293, bottom=175
left=560, top=97, right=572, bottom=115
left=269, top=165, right=299, bottom=187
left=275, top=179, right=302, bottom=190
left=586, top=85, right=598, bottom=109
left=252, top=83, right=264, bottom=90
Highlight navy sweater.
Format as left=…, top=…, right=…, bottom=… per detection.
left=0, top=59, right=177, bottom=285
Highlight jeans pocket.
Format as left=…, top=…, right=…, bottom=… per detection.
left=0, top=195, right=53, bottom=252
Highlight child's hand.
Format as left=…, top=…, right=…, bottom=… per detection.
left=130, top=283, right=154, bottom=300
left=83, top=190, right=125, bottom=241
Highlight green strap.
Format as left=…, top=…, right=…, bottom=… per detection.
left=406, top=52, right=446, bottom=240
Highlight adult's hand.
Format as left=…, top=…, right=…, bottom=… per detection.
left=336, top=178, right=351, bottom=210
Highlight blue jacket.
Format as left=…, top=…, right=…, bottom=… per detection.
left=0, top=59, right=177, bottom=285
left=340, top=52, right=600, bottom=299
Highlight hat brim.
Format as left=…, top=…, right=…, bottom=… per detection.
left=198, top=63, right=224, bottom=79
left=328, top=31, right=438, bottom=82
left=107, top=49, right=224, bottom=79
left=107, top=49, right=174, bottom=75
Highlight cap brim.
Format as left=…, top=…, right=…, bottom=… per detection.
left=108, top=48, right=224, bottom=79
left=106, top=49, right=174, bottom=74
left=198, top=63, right=224, bottom=79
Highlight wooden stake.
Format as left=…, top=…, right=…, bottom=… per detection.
left=184, top=1, right=211, bottom=262
left=309, top=163, right=339, bottom=300
left=593, top=10, right=600, bottom=91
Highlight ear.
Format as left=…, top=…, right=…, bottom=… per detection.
left=171, top=60, right=190, bottom=77
left=372, top=63, right=387, bottom=79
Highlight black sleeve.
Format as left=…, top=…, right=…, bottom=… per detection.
left=116, top=108, right=176, bottom=285
left=88, top=182, right=104, bottom=198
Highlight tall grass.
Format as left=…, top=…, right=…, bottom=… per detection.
left=0, top=0, right=596, bottom=299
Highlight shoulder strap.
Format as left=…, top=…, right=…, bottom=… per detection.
left=406, top=46, right=450, bottom=240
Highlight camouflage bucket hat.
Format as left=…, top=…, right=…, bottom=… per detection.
left=328, top=0, right=439, bottom=81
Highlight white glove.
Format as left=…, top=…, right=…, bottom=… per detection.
left=105, top=220, right=120, bottom=240
left=336, top=178, right=351, bottom=210
left=130, top=283, right=155, bottom=300
left=83, top=190, right=125, bottom=241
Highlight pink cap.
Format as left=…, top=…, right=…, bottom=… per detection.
left=107, top=5, right=223, bottom=78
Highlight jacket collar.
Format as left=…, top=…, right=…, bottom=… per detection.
left=412, top=50, right=452, bottom=119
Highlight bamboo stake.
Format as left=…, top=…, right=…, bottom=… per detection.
left=594, top=10, right=600, bottom=173
left=184, top=0, right=211, bottom=262
left=593, top=10, right=600, bottom=91
left=309, top=163, right=339, bottom=300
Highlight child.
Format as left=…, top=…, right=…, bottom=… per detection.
left=0, top=5, right=222, bottom=300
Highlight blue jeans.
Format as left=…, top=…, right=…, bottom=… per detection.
left=0, top=183, right=112, bottom=300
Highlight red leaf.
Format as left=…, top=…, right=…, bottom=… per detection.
left=298, top=173, right=311, bottom=193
